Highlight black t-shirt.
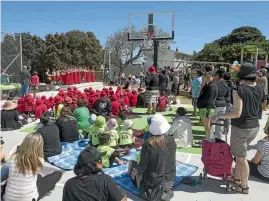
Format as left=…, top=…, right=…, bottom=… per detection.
left=38, top=124, right=62, bottom=158
left=145, top=74, right=159, bottom=90
left=56, top=116, right=80, bottom=143
left=93, top=98, right=112, bottom=115
left=225, top=80, right=233, bottom=104
left=215, top=80, right=228, bottom=107
left=197, top=81, right=218, bottom=109
left=231, top=84, right=264, bottom=129
left=62, top=174, right=124, bottom=201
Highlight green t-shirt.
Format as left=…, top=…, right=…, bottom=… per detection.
left=87, top=125, right=105, bottom=146
left=119, top=128, right=133, bottom=145
left=73, top=107, right=90, bottom=130
left=97, top=145, right=115, bottom=168
left=107, top=129, right=119, bottom=147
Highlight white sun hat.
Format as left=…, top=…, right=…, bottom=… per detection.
left=149, top=114, right=171, bottom=136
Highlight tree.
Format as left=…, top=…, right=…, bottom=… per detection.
left=105, top=26, right=172, bottom=74
left=194, top=26, right=269, bottom=63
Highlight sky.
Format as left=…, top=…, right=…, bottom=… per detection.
left=2, top=1, right=269, bottom=54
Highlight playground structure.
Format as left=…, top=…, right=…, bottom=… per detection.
left=240, top=44, right=268, bottom=69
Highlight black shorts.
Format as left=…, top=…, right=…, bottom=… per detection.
left=248, top=161, right=269, bottom=183
left=171, top=84, right=179, bottom=95
left=192, top=98, right=198, bottom=107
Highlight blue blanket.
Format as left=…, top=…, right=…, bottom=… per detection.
left=103, top=150, right=199, bottom=196
left=47, top=139, right=89, bottom=170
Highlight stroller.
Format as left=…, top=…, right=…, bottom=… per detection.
left=200, top=120, right=233, bottom=191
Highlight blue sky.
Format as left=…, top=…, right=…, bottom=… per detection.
left=2, top=1, right=269, bottom=54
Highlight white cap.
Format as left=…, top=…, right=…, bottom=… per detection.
left=132, top=76, right=135, bottom=79
left=123, top=120, right=134, bottom=129
left=149, top=114, right=171, bottom=136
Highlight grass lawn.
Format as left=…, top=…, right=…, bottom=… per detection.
left=19, top=125, right=36, bottom=133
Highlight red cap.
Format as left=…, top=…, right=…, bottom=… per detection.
left=111, top=95, right=118, bottom=101
left=109, top=87, right=113, bottom=90
left=149, top=66, right=156, bottom=73
left=64, top=96, right=72, bottom=104
left=54, top=95, right=63, bottom=104
left=36, top=99, right=43, bottom=106
left=132, top=89, right=137, bottom=94
left=100, top=91, right=107, bottom=97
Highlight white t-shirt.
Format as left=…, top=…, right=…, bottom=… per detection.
left=256, top=140, right=269, bottom=178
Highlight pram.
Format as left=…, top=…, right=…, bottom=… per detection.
left=199, top=120, right=233, bottom=192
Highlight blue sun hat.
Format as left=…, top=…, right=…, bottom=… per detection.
left=88, top=114, right=97, bottom=125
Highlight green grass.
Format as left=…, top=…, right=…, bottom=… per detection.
left=18, top=125, right=36, bottom=133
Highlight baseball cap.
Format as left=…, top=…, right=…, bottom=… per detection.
left=1, top=137, right=4, bottom=145
left=76, top=146, right=105, bottom=169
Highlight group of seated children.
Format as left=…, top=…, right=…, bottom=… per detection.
left=86, top=116, right=136, bottom=168
left=15, top=86, right=171, bottom=120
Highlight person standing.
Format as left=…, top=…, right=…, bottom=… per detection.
left=191, top=70, right=203, bottom=115
left=145, top=66, right=159, bottom=114
left=44, top=69, right=52, bottom=91
left=258, top=68, right=268, bottom=110
left=213, top=68, right=229, bottom=139
left=19, top=65, right=31, bottom=97
left=223, top=72, right=233, bottom=135
left=211, top=63, right=265, bottom=194
left=158, top=69, right=168, bottom=92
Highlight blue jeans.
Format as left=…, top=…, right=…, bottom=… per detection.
left=21, top=82, right=29, bottom=97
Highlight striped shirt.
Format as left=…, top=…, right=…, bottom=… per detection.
left=256, top=140, right=269, bottom=178
left=3, top=159, right=42, bottom=201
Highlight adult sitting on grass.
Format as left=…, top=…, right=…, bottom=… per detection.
left=37, top=112, right=62, bottom=159
left=73, top=99, right=90, bottom=130
left=92, top=91, right=112, bottom=117
left=248, top=126, right=269, bottom=183
left=56, top=106, right=80, bottom=143
left=62, top=145, right=127, bottom=201
left=2, top=132, right=62, bottom=201
left=1, top=100, right=21, bottom=131
left=128, top=114, right=176, bottom=201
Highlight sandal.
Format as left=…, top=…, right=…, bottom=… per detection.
left=229, top=176, right=241, bottom=185
left=232, top=184, right=249, bottom=194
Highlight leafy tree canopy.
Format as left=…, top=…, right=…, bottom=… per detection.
left=194, top=26, right=269, bottom=63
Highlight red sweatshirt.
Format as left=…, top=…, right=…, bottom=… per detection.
left=30, top=75, right=39, bottom=88
left=130, top=94, right=138, bottom=107
left=111, top=100, right=121, bottom=115
left=35, top=99, right=48, bottom=119
left=158, top=96, right=169, bottom=112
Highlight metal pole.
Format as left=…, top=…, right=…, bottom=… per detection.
left=109, top=50, right=111, bottom=80
left=19, top=34, right=23, bottom=70
left=240, top=47, right=244, bottom=64
left=255, top=47, right=259, bottom=69
left=153, top=40, right=159, bottom=69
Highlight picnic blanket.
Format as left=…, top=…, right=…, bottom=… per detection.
left=47, top=139, right=89, bottom=170
left=103, top=150, right=199, bottom=196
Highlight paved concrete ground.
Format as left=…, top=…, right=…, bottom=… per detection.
left=1, top=99, right=268, bottom=201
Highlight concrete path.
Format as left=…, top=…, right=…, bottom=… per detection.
left=1, top=105, right=268, bottom=201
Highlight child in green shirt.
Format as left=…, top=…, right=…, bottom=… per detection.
left=106, top=118, right=119, bottom=148
left=87, top=116, right=106, bottom=147
left=97, top=133, right=129, bottom=168
left=119, top=120, right=135, bottom=149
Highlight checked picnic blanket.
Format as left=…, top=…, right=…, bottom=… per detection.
left=47, top=139, right=89, bottom=170
left=103, top=150, right=199, bottom=196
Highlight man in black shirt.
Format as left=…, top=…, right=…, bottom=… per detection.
left=223, top=72, right=233, bottom=134
left=63, top=146, right=126, bottom=201
left=93, top=91, right=112, bottom=116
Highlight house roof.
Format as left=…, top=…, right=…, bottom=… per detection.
left=243, top=44, right=268, bottom=55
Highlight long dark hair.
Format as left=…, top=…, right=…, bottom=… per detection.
left=74, top=160, right=102, bottom=178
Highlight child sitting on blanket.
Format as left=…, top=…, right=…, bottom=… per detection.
left=119, top=120, right=136, bottom=149
left=106, top=118, right=119, bottom=148
left=158, top=91, right=169, bottom=112
left=87, top=115, right=106, bottom=147
left=97, top=133, right=129, bottom=167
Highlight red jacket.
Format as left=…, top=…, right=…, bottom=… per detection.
left=124, top=96, right=130, bottom=107
left=24, top=98, right=35, bottom=112
left=88, top=96, right=98, bottom=109
left=30, top=75, right=39, bottom=88
left=111, top=100, right=121, bottom=115
left=130, top=94, right=138, bottom=107
left=158, top=96, right=168, bottom=112
left=35, top=100, right=48, bottom=119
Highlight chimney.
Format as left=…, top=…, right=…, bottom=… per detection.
left=176, top=48, right=178, bottom=52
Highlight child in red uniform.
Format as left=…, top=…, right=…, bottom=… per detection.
left=35, top=99, right=48, bottom=119
left=24, top=94, right=35, bottom=116
left=48, top=97, right=54, bottom=109
left=30, top=71, right=39, bottom=97
left=16, top=98, right=25, bottom=114
left=158, top=91, right=169, bottom=112
left=111, top=95, right=121, bottom=116
left=72, top=98, right=78, bottom=110
left=124, top=92, right=130, bottom=107
left=88, top=91, right=97, bottom=109
left=129, top=90, right=138, bottom=107
left=126, top=90, right=132, bottom=99
left=41, top=95, right=50, bottom=109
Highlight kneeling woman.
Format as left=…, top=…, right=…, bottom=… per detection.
left=128, top=114, right=176, bottom=201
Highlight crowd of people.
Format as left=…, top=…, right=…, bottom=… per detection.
left=1, top=62, right=269, bottom=201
